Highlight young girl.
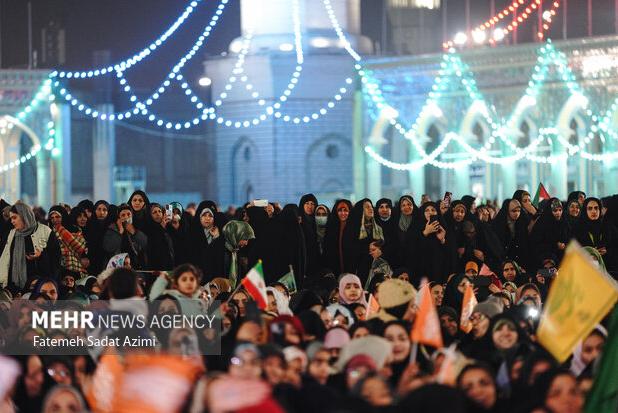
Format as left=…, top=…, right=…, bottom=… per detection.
left=338, top=273, right=367, bottom=307
left=149, top=263, right=206, bottom=315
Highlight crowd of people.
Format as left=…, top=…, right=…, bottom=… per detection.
left=0, top=188, right=616, bottom=412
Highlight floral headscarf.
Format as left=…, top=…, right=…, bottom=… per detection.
left=222, top=220, right=255, bottom=288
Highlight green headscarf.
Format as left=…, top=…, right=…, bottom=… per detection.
left=222, top=220, right=255, bottom=288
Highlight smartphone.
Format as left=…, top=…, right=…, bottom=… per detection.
left=443, top=192, right=452, bottom=208
left=165, top=205, right=173, bottom=220
left=538, top=268, right=557, bottom=278
left=253, top=199, right=269, bottom=207
left=429, top=215, right=440, bottom=224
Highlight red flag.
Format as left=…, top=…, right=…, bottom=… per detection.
left=410, top=282, right=443, bottom=348
left=460, top=282, right=478, bottom=333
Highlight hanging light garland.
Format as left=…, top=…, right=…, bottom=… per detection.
left=0, top=79, right=56, bottom=174
left=51, top=0, right=207, bottom=79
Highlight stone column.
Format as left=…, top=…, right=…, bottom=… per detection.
left=51, top=103, right=71, bottom=203
left=36, top=148, right=52, bottom=208
left=93, top=104, right=115, bottom=202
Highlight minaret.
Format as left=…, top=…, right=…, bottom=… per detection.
left=231, top=0, right=371, bottom=55
left=204, top=0, right=372, bottom=206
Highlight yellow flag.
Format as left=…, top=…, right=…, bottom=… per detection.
left=538, top=241, right=618, bottom=363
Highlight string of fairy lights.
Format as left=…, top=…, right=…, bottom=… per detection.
left=4, top=0, right=618, bottom=175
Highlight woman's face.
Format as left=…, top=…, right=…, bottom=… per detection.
left=459, top=368, right=497, bottom=410
left=369, top=243, right=382, bottom=260
left=470, top=312, right=490, bottom=338
left=131, top=194, right=145, bottom=212
left=508, top=200, right=521, bottom=221
left=76, top=212, right=88, bottom=227
left=200, top=212, right=214, bottom=228
left=545, top=374, right=583, bottom=413
left=267, top=292, right=277, bottom=314
left=316, top=207, right=329, bottom=218
left=49, top=211, right=63, bottom=227
left=400, top=199, right=413, bottom=216
left=157, top=298, right=180, bottom=315
left=492, top=321, right=518, bottom=351
left=229, top=349, right=262, bottom=380
left=150, top=207, right=163, bottom=224
left=343, top=282, right=362, bottom=302
left=303, top=200, right=316, bottom=216
left=568, top=202, right=580, bottom=218
left=384, top=324, right=411, bottom=362
left=337, top=205, right=349, bottom=222
left=378, top=203, right=391, bottom=219
left=586, top=200, right=600, bottom=221
left=361, top=377, right=393, bottom=407
left=232, top=292, right=249, bottom=316
left=352, top=326, right=370, bottom=339
left=41, top=282, right=58, bottom=303
left=424, top=205, right=438, bottom=222
left=10, top=212, right=25, bottom=230
left=320, top=309, right=333, bottom=328
left=47, top=361, right=72, bottom=385
left=284, top=323, right=302, bottom=345
left=502, top=262, right=516, bottom=282
left=552, top=206, right=563, bottom=221
left=24, top=355, right=44, bottom=397
left=95, top=204, right=108, bottom=220
left=119, top=209, right=132, bottom=222
left=430, top=284, right=444, bottom=306
left=363, top=201, right=374, bottom=218
left=580, top=333, right=605, bottom=366
left=457, top=277, right=471, bottom=294
left=354, top=305, right=366, bottom=321
left=478, top=207, right=490, bottom=222
left=43, top=389, right=83, bottom=413
left=453, top=205, right=466, bottom=223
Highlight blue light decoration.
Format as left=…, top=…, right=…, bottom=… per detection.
left=50, top=0, right=206, bottom=79
left=0, top=79, right=56, bottom=173
left=321, top=0, right=618, bottom=168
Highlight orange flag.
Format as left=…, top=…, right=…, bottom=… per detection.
left=410, top=281, right=443, bottom=348
left=460, top=282, right=478, bottom=333
left=366, top=294, right=380, bottom=318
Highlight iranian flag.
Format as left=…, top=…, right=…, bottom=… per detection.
left=241, top=261, right=268, bottom=309
left=532, top=183, right=551, bottom=207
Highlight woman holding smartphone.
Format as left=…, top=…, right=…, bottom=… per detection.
left=0, top=202, right=61, bottom=293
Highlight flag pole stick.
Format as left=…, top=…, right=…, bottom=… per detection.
left=409, top=341, right=418, bottom=364
left=225, top=282, right=244, bottom=305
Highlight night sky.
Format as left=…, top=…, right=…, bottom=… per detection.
left=1, top=0, right=617, bottom=80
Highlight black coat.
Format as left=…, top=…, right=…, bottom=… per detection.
left=299, top=194, right=321, bottom=278
left=492, top=199, right=534, bottom=273
left=323, top=200, right=356, bottom=276
left=144, top=221, right=175, bottom=271
left=270, top=205, right=306, bottom=287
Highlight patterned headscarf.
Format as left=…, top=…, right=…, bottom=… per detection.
left=222, top=220, right=255, bottom=288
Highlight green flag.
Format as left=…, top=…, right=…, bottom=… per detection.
left=278, top=265, right=297, bottom=294
left=585, top=305, right=618, bottom=413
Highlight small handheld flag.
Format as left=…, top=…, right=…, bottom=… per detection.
left=241, top=261, right=269, bottom=310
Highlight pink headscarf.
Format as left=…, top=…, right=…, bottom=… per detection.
left=338, top=273, right=367, bottom=306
